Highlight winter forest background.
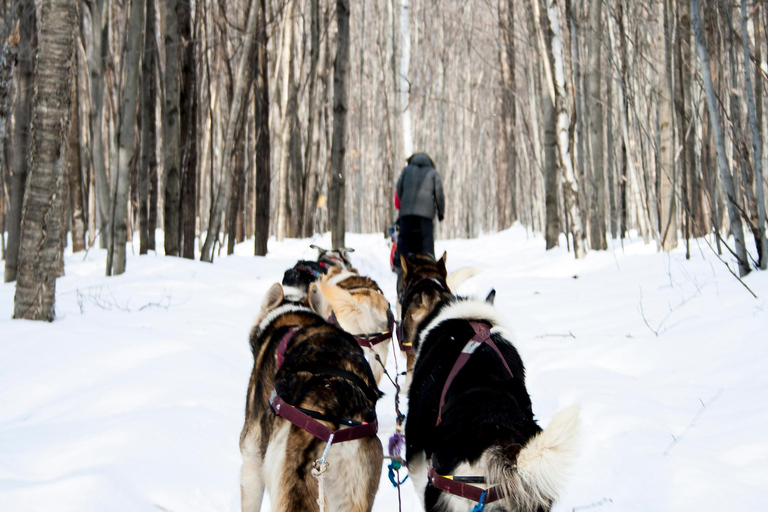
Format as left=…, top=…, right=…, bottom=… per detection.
left=2, top=0, right=768, bottom=316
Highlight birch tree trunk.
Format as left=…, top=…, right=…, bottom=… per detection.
left=538, top=0, right=559, bottom=250
left=329, top=0, right=350, bottom=249
left=5, top=0, right=35, bottom=283
left=200, top=0, right=259, bottom=262
left=13, top=0, right=77, bottom=320
left=164, top=0, right=181, bottom=256
left=86, top=0, right=109, bottom=250
left=658, top=0, right=677, bottom=251
left=399, top=0, right=412, bottom=159
left=587, top=0, right=607, bottom=249
left=253, top=0, right=270, bottom=256
left=691, top=0, right=750, bottom=276
left=742, top=0, right=768, bottom=269
left=107, top=0, right=145, bottom=276
left=547, top=0, right=586, bottom=258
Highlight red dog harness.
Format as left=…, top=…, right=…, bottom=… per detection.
left=269, top=326, right=378, bottom=444
left=428, top=465, right=503, bottom=505
left=328, top=309, right=395, bottom=349
left=436, top=321, right=514, bottom=425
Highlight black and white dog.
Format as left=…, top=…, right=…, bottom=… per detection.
left=401, top=256, right=579, bottom=511
left=282, top=245, right=356, bottom=299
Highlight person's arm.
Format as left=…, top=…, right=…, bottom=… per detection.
left=396, top=169, right=405, bottom=211
left=394, top=191, right=400, bottom=210
left=434, top=171, right=445, bottom=221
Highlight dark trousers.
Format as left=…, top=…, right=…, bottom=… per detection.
left=396, top=215, right=435, bottom=267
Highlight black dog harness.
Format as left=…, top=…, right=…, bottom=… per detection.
left=328, top=309, right=395, bottom=348
left=269, top=327, right=379, bottom=444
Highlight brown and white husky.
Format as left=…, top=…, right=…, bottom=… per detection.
left=309, top=266, right=393, bottom=385
left=240, top=283, right=383, bottom=512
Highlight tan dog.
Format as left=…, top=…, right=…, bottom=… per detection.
left=240, top=283, right=383, bottom=512
left=310, top=266, right=392, bottom=385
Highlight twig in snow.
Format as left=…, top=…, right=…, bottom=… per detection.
left=572, top=498, right=613, bottom=511
left=638, top=287, right=698, bottom=337
left=138, top=289, right=173, bottom=311
left=535, top=331, right=576, bottom=339
left=663, top=388, right=724, bottom=456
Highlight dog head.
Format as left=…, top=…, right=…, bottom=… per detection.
left=310, top=244, right=355, bottom=270
left=398, top=252, right=452, bottom=351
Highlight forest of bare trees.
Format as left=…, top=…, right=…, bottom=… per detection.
left=1, top=0, right=768, bottom=319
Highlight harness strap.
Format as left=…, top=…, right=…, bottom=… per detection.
left=328, top=309, right=395, bottom=348
left=276, top=327, right=300, bottom=368
left=395, top=320, right=414, bottom=353
left=427, top=466, right=502, bottom=504
left=436, top=321, right=514, bottom=426
left=269, top=391, right=378, bottom=443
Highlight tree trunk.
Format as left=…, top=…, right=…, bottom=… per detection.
left=164, top=0, right=181, bottom=256
left=200, top=0, right=259, bottom=262
left=658, top=0, right=677, bottom=251
left=0, top=24, right=18, bottom=252
left=540, top=1, right=559, bottom=250
left=139, top=0, right=157, bottom=255
left=67, top=47, right=86, bottom=253
left=106, top=0, right=145, bottom=276
left=253, top=0, right=270, bottom=256
left=329, top=0, right=350, bottom=249
left=301, top=0, right=321, bottom=238
left=742, top=0, right=768, bottom=269
left=5, top=0, right=35, bottom=283
left=587, top=0, right=607, bottom=249
left=179, top=0, right=197, bottom=259
left=691, top=0, right=750, bottom=276
left=13, top=0, right=77, bottom=320
left=547, top=0, right=586, bottom=258
left=399, top=0, right=412, bottom=159
left=275, top=0, right=294, bottom=242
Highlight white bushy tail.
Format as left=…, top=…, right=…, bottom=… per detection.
left=446, top=267, right=482, bottom=293
left=485, top=406, right=580, bottom=512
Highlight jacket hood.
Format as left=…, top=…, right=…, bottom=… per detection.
left=408, top=153, right=435, bottom=168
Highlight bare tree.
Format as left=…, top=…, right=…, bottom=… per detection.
left=329, top=0, right=350, bottom=249
left=139, top=0, right=157, bottom=255
left=253, top=0, right=270, bottom=256
left=4, top=0, right=35, bottom=283
left=691, top=0, right=749, bottom=276
left=587, top=0, right=607, bottom=250
left=200, top=0, right=259, bottom=262
left=179, top=0, right=197, bottom=259
left=13, top=0, right=77, bottom=320
left=658, top=0, right=677, bottom=251
left=106, top=0, right=145, bottom=276
left=164, top=0, right=181, bottom=257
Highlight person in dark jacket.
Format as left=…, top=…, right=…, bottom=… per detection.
left=394, top=153, right=445, bottom=268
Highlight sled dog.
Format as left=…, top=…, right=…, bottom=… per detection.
left=281, top=245, right=357, bottom=299
left=400, top=257, right=579, bottom=512
left=396, top=253, right=481, bottom=388
left=240, top=283, right=383, bottom=512
left=309, top=266, right=393, bottom=385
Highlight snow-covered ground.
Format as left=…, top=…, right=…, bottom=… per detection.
left=2, top=226, right=767, bottom=511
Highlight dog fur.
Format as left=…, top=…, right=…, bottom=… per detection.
left=281, top=246, right=357, bottom=299
left=310, top=266, right=392, bottom=385
left=240, top=283, right=383, bottom=512
left=400, top=265, right=579, bottom=511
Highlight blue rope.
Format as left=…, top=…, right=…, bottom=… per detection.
left=469, top=491, right=486, bottom=512
left=387, top=460, right=409, bottom=487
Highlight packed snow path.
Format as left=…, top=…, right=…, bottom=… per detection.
left=2, top=227, right=767, bottom=511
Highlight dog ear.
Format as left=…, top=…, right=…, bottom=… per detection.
left=308, top=283, right=329, bottom=316
left=485, top=289, right=496, bottom=305
left=260, top=283, right=284, bottom=316
left=400, top=254, right=409, bottom=279
left=436, top=251, right=448, bottom=276
left=344, top=247, right=355, bottom=253
left=310, top=244, right=328, bottom=257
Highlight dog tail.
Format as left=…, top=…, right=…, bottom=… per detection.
left=318, top=279, right=362, bottom=318
left=446, top=266, right=482, bottom=293
left=485, top=405, right=580, bottom=511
